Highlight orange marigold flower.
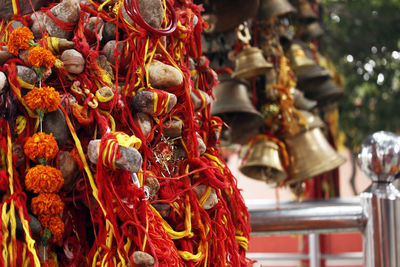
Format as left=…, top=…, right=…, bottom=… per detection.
left=31, top=193, right=65, bottom=216
left=40, top=260, right=56, bottom=267
left=7, top=27, right=34, bottom=55
left=24, top=132, right=59, bottom=162
left=24, top=86, right=60, bottom=113
left=48, top=215, right=64, bottom=242
left=28, top=46, right=56, bottom=69
left=25, top=165, right=64, bottom=193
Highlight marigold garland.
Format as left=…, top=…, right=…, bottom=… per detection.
left=28, top=46, right=56, bottom=70
left=25, top=165, right=64, bottom=193
left=24, top=132, right=59, bottom=162
left=31, top=193, right=65, bottom=216
left=24, top=86, right=60, bottom=114
left=39, top=215, right=65, bottom=242
left=6, top=27, right=34, bottom=55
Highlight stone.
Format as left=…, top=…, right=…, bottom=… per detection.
left=18, top=49, right=29, bottom=64
left=144, top=177, right=159, bottom=200
left=148, top=60, right=183, bottom=88
left=132, top=251, right=155, bottom=267
left=61, top=49, right=85, bottom=74
left=197, top=135, right=206, bottom=155
left=58, top=151, right=80, bottom=192
left=96, top=86, right=114, bottom=103
left=0, top=0, right=46, bottom=20
left=190, top=90, right=211, bottom=111
left=16, top=66, right=37, bottom=86
left=0, top=71, right=8, bottom=94
left=163, top=119, right=182, bottom=138
left=12, top=143, right=24, bottom=168
left=30, top=12, right=46, bottom=39
left=88, top=140, right=143, bottom=172
left=193, top=185, right=218, bottom=210
left=16, top=213, right=41, bottom=236
left=172, top=146, right=187, bottom=161
left=102, top=22, right=117, bottom=43
left=132, top=90, right=177, bottom=116
left=43, top=0, right=80, bottom=39
left=85, top=17, right=104, bottom=41
left=152, top=203, right=171, bottom=218
left=0, top=50, right=14, bottom=65
left=43, top=108, right=70, bottom=148
left=102, top=40, right=124, bottom=65
left=136, top=113, right=153, bottom=138
left=122, top=0, right=163, bottom=29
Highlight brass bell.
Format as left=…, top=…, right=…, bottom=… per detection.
left=296, top=0, right=318, bottom=22
left=211, top=75, right=264, bottom=144
left=300, top=21, right=325, bottom=42
left=201, top=0, right=259, bottom=34
left=291, top=88, right=317, bottom=111
left=259, top=0, right=296, bottom=21
left=232, top=46, right=273, bottom=79
left=296, top=65, right=331, bottom=91
left=287, top=42, right=317, bottom=76
left=285, top=126, right=345, bottom=184
left=304, top=78, right=344, bottom=104
left=239, top=137, right=286, bottom=184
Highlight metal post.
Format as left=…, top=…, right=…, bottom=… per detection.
left=309, top=234, right=320, bottom=267
left=358, top=131, right=400, bottom=267
left=361, top=183, right=400, bottom=267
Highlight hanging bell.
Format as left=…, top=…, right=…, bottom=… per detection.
left=259, top=0, right=296, bottom=21
left=201, top=0, right=259, bottom=34
left=304, top=78, right=344, bottom=105
left=239, top=137, right=286, bottom=184
left=291, top=88, right=317, bottom=111
left=211, top=75, right=264, bottom=144
left=232, top=46, right=273, bottom=79
left=287, top=42, right=317, bottom=76
left=285, top=124, right=345, bottom=184
left=296, top=0, right=318, bottom=22
left=296, top=65, right=331, bottom=92
left=300, top=21, right=325, bottom=42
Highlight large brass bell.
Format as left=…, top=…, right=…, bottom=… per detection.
left=200, top=0, right=259, bottom=34
left=211, top=75, right=264, bottom=144
left=232, top=24, right=273, bottom=79
left=259, top=0, right=296, bottom=21
left=285, top=113, right=345, bottom=184
left=239, top=137, right=286, bottom=184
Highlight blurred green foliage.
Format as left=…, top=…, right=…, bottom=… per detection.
left=321, top=0, right=400, bottom=149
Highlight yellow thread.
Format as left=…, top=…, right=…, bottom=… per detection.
left=199, top=186, right=212, bottom=207
left=16, top=78, right=34, bottom=90
left=235, top=236, right=249, bottom=251
left=99, top=110, right=116, bottom=132
left=115, top=132, right=141, bottom=149
left=15, top=115, right=27, bottom=135
left=11, top=0, right=18, bottom=15
left=2, top=203, right=9, bottom=266
left=96, top=89, right=114, bottom=103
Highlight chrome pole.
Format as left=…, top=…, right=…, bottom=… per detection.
left=309, top=233, right=320, bottom=267
left=358, top=131, right=400, bottom=267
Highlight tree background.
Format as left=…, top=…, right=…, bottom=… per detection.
left=321, top=0, right=400, bottom=150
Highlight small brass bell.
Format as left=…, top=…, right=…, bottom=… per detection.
left=296, top=0, right=318, bottom=22
left=259, top=0, right=296, bottom=21
left=201, top=0, right=259, bottom=34
left=287, top=42, right=317, bottom=76
left=291, top=88, right=317, bottom=111
left=296, top=65, right=331, bottom=91
left=232, top=24, right=273, bottom=79
left=239, top=137, right=286, bottom=184
left=211, top=75, right=264, bottom=144
left=300, top=21, right=325, bottom=42
left=304, top=78, right=344, bottom=104
left=284, top=115, right=345, bottom=184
